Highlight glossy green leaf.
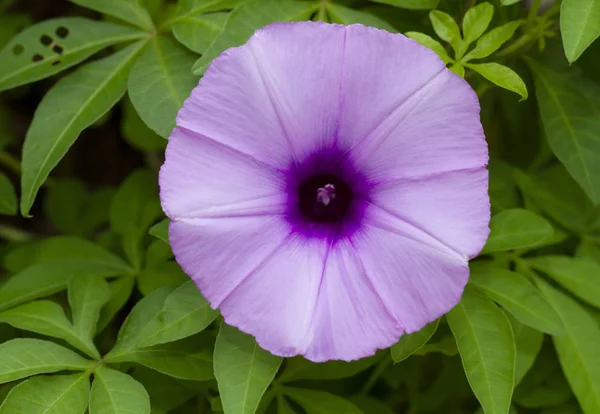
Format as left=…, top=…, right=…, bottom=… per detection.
left=470, top=264, right=564, bottom=334
left=284, top=387, right=363, bottom=414
left=68, top=273, right=110, bottom=340
left=561, top=0, right=600, bottom=63
left=90, top=366, right=151, bottom=414
left=466, top=62, right=528, bottom=100
left=406, top=31, right=452, bottom=63
left=69, top=0, right=154, bottom=31
left=173, top=11, right=228, bottom=54
left=149, top=219, right=170, bottom=243
left=481, top=208, right=553, bottom=254
left=0, top=18, right=144, bottom=91
left=529, top=256, right=600, bottom=308
left=369, top=0, right=439, bottom=10
left=109, top=169, right=162, bottom=269
left=0, top=300, right=97, bottom=358
left=192, top=0, right=319, bottom=75
left=214, top=323, right=282, bottom=414
left=0, top=339, right=91, bottom=384
left=0, top=14, right=32, bottom=49
left=537, top=280, right=600, bottom=413
left=20, top=40, right=147, bottom=216
left=128, top=37, right=198, bottom=138
left=529, top=61, right=600, bottom=203
left=0, top=173, right=16, bottom=215
left=137, top=281, right=218, bottom=347
left=464, top=21, right=522, bottom=61
left=450, top=63, right=465, bottom=77
left=391, top=319, right=439, bottom=363
left=511, top=317, right=544, bottom=385
left=328, top=4, right=396, bottom=32
left=447, top=288, right=516, bottom=414
left=429, top=10, right=461, bottom=53
left=0, top=372, right=90, bottom=414
left=462, top=2, right=494, bottom=46
left=97, top=276, right=135, bottom=333
left=279, top=353, right=381, bottom=382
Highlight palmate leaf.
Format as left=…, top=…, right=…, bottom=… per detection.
left=97, top=276, right=136, bottom=333
left=447, top=288, right=516, bottom=414
left=214, top=323, right=282, bottom=414
left=68, top=273, right=110, bottom=341
left=465, top=62, right=528, bottom=100
left=405, top=32, right=452, bottom=64
left=0, top=18, right=145, bottom=91
left=128, top=37, right=198, bottom=138
left=131, top=367, right=199, bottom=414
left=463, top=21, right=523, bottom=61
left=0, top=373, right=90, bottom=414
left=0, top=339, right=92, bottom=384
left=172, top=11, right=229, bottom=54
left=89, top=366, right=150, bottom=414
left=561, top=0, right=600, bottom=63
left=191, top=0, right=320, bottom=75
left=283, top=387, right=364, bottom=414
left=21, top=40, right=148, bottom=216
left=529, top=61, right=600, bottom=203
left=149, top=219, right=170, bottom=243
left=511, top=317, right=544, bottom=385
left=68, top=0, right=154, bottom=31
left=537, top=280, right=600, bottom=413
left=481, top=208, right=553, bottom=254
left=461, top=2, right=494, bottom=46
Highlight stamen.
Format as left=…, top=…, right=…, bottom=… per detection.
left=316, top=184, right=336, bottom=206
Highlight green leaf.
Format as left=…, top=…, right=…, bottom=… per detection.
left=429, top=10, right=461, bottom=54
left=529, top=61, right=600, bottom=203
left=214, top=323, right=282, bottom=414
left=0, top=338, right=91, bottom=384
left=488, top=160, right=520, bottom=213
left=121, top=97, right=166, bottom=151
left=279, top=354, right=381, bottom=382
left=149, top=219, right=170, bottom=243
left=128, top=37, right=198, bottom=138
left=20, top=40, right=147, bottom=217
left=327, top=4, right=397, bottom=32
left=462, top=2, right=494, bottom=46
left=69, top=0, right=154, bottom=31
left=109, top=169, right=162, bottom=269
left=68, top=273, right=110, bottom=340
left=369, top=0, right=439, bottom=10
left=466, top=62, right=528, bottom=100
left=481, top=208, right=553, bottom=254
left=537, top=279, right=600, bottom=413
left=0, top=373, right=90, bottom=414
left=0, top=18, right=145, bottom=91
left=463, top=20, right=522, bottom=61
left=0, top=300, right=98, bottom=358
left=130, top=367, right=198, bottom=414
left=447, top=288, right=516, bottom=414
left=90, top=366, right=150, bottom=414
left=470, top=264, right=564, bottom=335
left=450, top=63, right=465, bottom=77
left=0, top=173, right=16, bottom=215
left=511, top=317, right=543, bottom=385
left=561, top=0, right=600, bottom=63
left=405, top=31, right=452, bottom=64
left=528, top=256, right=600, bottom=308
left=97, top=276, right=136, bottom=333
left=391, top=319, right=439, bottom=363
left=284, top=388, right=364, bottom=414
left=191, top=0, right=319, bottom=75
left=173, top=11, right=228, bottom=54
left=137, top=281, right=218, bottom=347
left=350, top=396, right=395, bottom=414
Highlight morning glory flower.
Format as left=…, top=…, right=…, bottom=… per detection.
left=159, top=22, right=490, bottom=362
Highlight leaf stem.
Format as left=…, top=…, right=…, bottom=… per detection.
left=0, top=224, right=34, bottom=242
left=360, top=355, right=392, bottom=395
left=0, top=151, right=21, bottom=175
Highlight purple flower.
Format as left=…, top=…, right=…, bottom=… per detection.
left=159, top=22, right=490, bottom=362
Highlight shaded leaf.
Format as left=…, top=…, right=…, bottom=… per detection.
left=69, top=0, right=154, bottom=30
left=279, top=353, right=381, bottom=382
left=482, top=208, right=553, bottom=254
left=328, top=4, right=397, bottom=32
left=284, top=387, right=363, bottom=414
left=511, top=317, right=544, bottom=385
left=391, top=319, right=439, bottom=363
left=90, top=366, right=150, bottom=414
left=149, top=219, right=170, bottom=243
left=121, top=96, right=166, bottom=151
left=97, top=276, right=136, bottom=333
left=561, top=0, right=600, bottom=63
left=369, top=0, right=438, bottom=9
left=0, top=173, right=16, bottom=215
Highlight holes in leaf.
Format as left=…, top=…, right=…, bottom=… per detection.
left=32, top=54, right=43, bottom=62
left=12, top=44, right=24, bottom=56
left=52, top=45, right=64, bottom=55
left=56, top=26, right=69, bottom=38
left=40, top=35, right=52, bottom=46
left=52, top=60, right=61, bottom=66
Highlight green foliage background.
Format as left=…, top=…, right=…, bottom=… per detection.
left=1, top=0, right=600, bottom=413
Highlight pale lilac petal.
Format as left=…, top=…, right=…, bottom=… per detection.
left=371, top=169, right=490, bottom=258
left=160, top=128, right=286, bottom=219
left=336, top=25, right=487, bottom=180
left=177, top=22, right=346, bottom=166
left=304, top=240, right=403, bottom=362
left=353, top=207, right=470, bottom=333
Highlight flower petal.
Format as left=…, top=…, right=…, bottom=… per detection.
left=304, top=240, right=403, bottom=362
left=336, top=25, right=487, bottom=179
left=160, top=128, right=286, bottom=219
left=353, top=207, right=470, bottom=333
left=371, top=168, right=490, bottom=258
left=177, top=21, right=346, bottom=166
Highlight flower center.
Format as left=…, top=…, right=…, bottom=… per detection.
left=299, top=174, right=353, bottom=222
